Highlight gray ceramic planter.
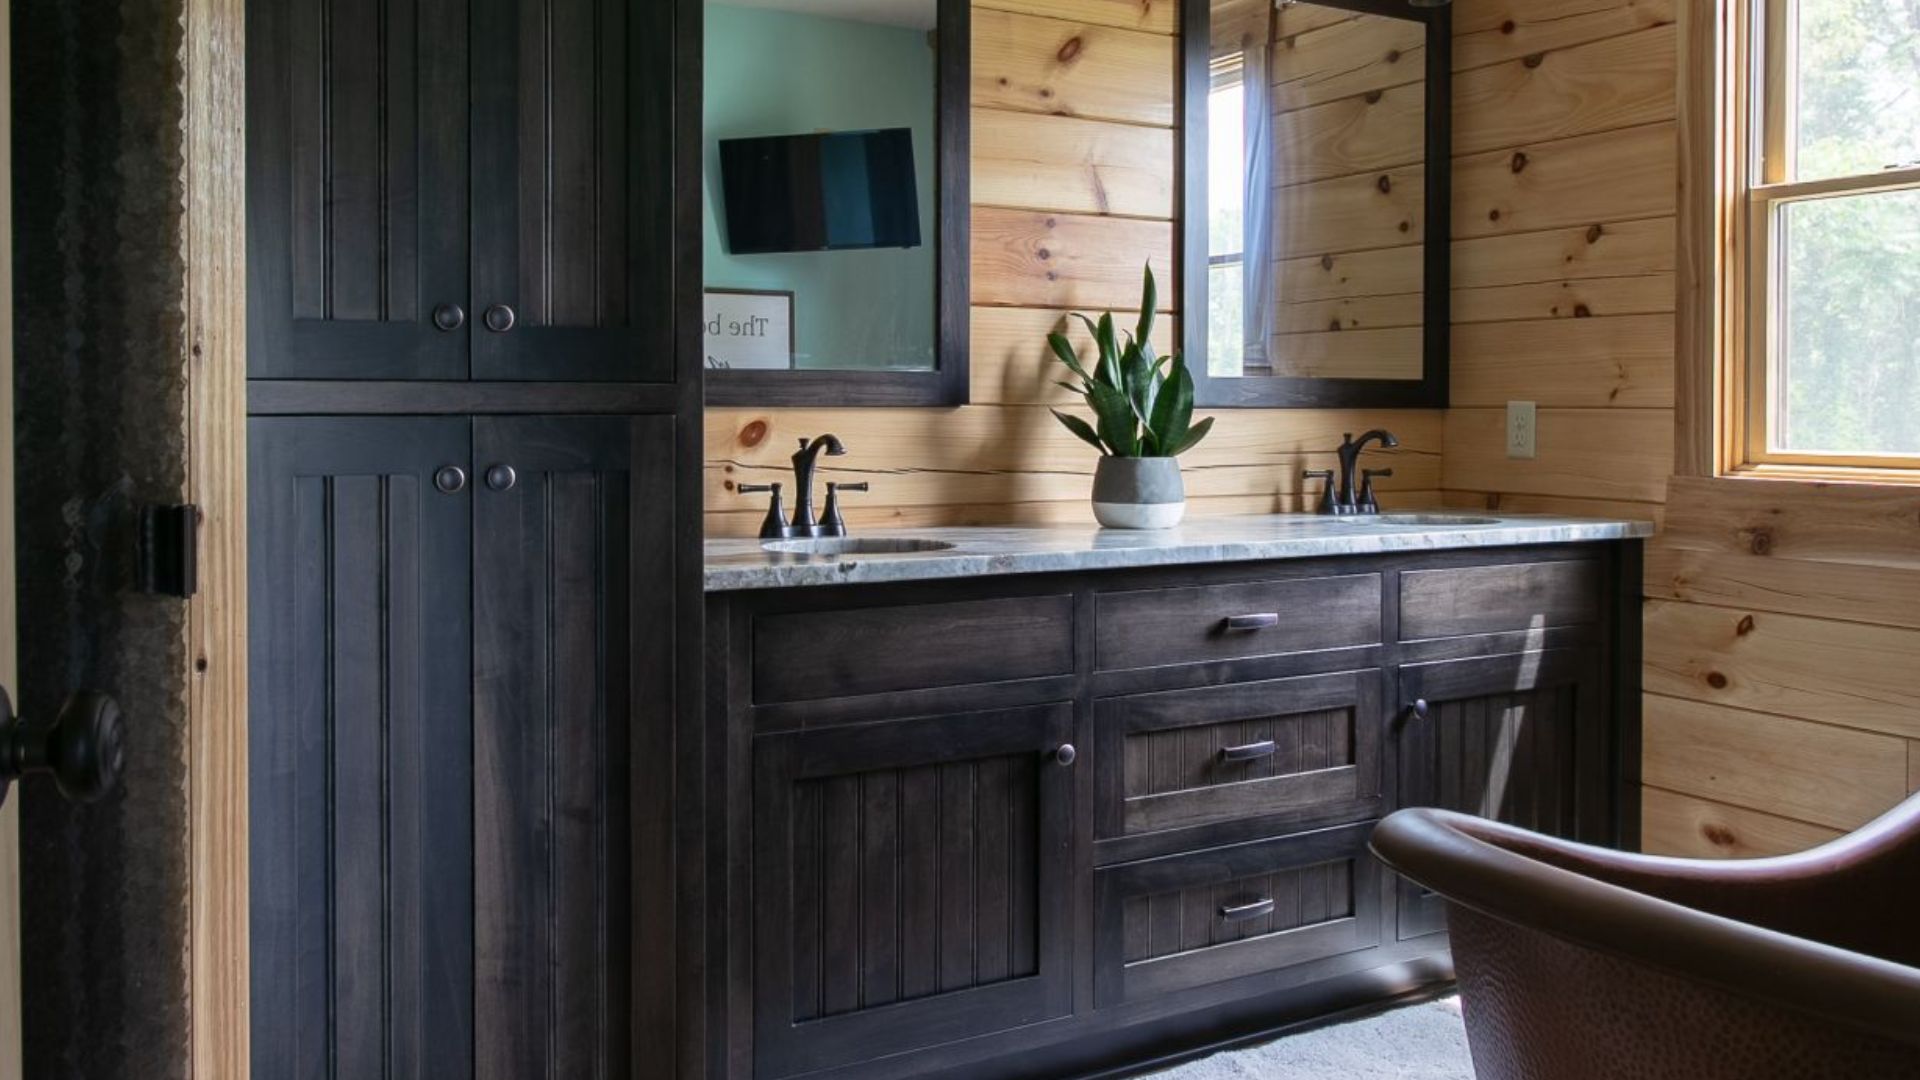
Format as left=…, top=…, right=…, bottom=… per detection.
left=1092, top=456, right=1186, bottom=529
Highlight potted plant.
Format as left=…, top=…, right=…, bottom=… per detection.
left=1047, top=264, right=1214, bottom=529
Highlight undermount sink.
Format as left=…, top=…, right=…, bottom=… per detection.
left=761, top=537, right=958, bottom=556
left=1362, top=513, right=1501, bottom=527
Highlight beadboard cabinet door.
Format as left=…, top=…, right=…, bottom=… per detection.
left=249, top=417, right=477, bottom=1078
left=248, top=0, right=472, bottom=379
left=471, top=415, right=677, bottom=1079
left=1393, top=648, right=1605, bottom=939
left=467, top=0, right=675, bottom=382
left=751, top=704, right=1076, bottom=1079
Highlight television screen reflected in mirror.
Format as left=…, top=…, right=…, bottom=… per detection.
left=703, top=0, right=941, bottom=374
left=1206, top=0, right=1427, bottom=383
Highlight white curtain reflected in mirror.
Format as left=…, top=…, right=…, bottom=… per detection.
left=1205, top=0, right=1427, bottom=384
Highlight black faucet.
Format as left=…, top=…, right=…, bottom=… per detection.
left=1309, top=429, right=1399, bottom=515
left=790, top=434, right=848, bottom=536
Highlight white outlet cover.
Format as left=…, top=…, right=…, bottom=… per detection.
left=1506, top=401, right=1538, bottom=460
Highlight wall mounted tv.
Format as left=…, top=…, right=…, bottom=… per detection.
left=719, top=128, right=923, bottom=255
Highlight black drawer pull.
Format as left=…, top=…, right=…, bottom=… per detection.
left=1223, top=612, right=1280, bottom=632
left=1219, top=740, right=1277, bottom=764
left=1219, top=898, right=1277, bottom=923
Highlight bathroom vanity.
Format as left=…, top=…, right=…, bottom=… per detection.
left=694, top=514, right=1650, bottom=1079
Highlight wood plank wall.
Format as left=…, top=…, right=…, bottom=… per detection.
left=704, top=0, right=1443, bottom=537
left=1437, top=0, right=1919, bottom=857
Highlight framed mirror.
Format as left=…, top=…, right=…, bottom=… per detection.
left=1184, top=0, right=1451, bottom=408
left=702, top=0, right=969, bottom=406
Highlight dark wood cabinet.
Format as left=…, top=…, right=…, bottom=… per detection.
left=1392, top=648, right=1606, bottom=939
left=751, top=704, right=1075, bottom=1077
left=250, top=415, right=679, bottom=1079
left=249, top=0, right=674, bottom=382
left=249, top=418, right=477, bottom=1077
left=702, top=543, right=1641, bottom=1079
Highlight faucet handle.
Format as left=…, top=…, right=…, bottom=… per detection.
left=1359, top=468, right=1393, bottom=514
left=1302, top=469, right=1337, bottom=516
left=822, top=481, right=869, bottom=537
left=740, top=482, right=792, bottom=539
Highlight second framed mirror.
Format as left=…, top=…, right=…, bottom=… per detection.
left=702, top=0, right=970, bottom=406
left=1184, top=0, right=1451, bottom=408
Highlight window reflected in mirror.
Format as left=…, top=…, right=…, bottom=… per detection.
left=702, top=0, right=940, bottom=373
left=1204, top=0, right=1430, bottom=385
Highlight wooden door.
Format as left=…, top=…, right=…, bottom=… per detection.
left=471, top=415, right=674, bottom=1079
left=247, top=0, right=472, bottom=379
left=751, top=703, right=1076, bottom=1079
left=467, top=0, right=675, bottom=382
left=248, top=417, right=477, bottom=1077
left=1393, top=649, right=1606, bottom=939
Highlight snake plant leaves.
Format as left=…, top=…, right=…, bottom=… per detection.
left=1135, top=264, right=1157, bottom=346
left=1165, top=415, right=1216, bottom=457
left=1051, top=409, right=1105, bottom=453
left=1149, top=356, right=1195, bottom=455
left=1046, top=331, right=1092, bottom=384
left=1086, top=380, right=1139, bottom=458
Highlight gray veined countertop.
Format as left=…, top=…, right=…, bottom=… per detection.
left=703, top=512, right=1655, bottom=592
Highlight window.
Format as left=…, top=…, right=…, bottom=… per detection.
left=1731, top=0, right=1920, bottom=470
left=1206, top=55, right=1248, bottom=376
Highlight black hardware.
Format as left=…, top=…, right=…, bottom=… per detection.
left=740, top=483, right=792, bottom=540
left=789, top=435, right=847, bottom=536
left=1315, top=430, right=1398, bottom=515
left=139, top=503, right=201, bottom=599
left=434, top=465, right=468, bottom=494
left=1053, top=743, right=1077, bottom=766
left=432, top=303, right=466, bottom=331
left=821, top=481, right=870, bottom=538
left=0, top=687, right=126, bottom=808
left=1359, top=468, right=1394, bottom=514
left=1219, top=739, right=1277, bottom=764
left=1302, top=469, right=1336, bottom=516
left=1409, top=698, right=1431, bottom=722
left=483, top=303, right=517, bottom=332
left=1224, top=612, right=1280, bottom=632
left=485, top=464, right=517, bottom=492
left=1219, top=897, right=1277, bottom=923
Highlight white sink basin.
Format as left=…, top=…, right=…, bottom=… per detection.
left=1362, top=513, right=1501, bottom=527
left=761, top=537, right=958, bottom=556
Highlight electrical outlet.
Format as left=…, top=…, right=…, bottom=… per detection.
left=1506, top=401, right=1538, bottom=460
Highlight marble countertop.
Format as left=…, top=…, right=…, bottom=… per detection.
left=703, top=512, right=1654, bottom=592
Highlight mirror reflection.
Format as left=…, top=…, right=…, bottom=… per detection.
left=1206, top=0, right=1428, bottom=383
left=702, top=0, right=940, bottom=373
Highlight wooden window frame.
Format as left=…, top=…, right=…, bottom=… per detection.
left=1681, top=0, right=1920, bottom=481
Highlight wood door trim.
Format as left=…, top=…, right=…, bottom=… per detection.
left=186, top=0, right=249, bottom=1074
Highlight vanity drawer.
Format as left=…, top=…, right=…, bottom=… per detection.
left=1095, top=671, right=1381, bottom=841
left=752, top=594, right=1075, bottom=703
left=1399, top=558, right=1600, bottom=640
left=1094, top=574, right=1381, bottom=671
left=1094, top=824, right=1381, bottom=1006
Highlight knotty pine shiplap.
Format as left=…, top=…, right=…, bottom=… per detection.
left=706, top=0, right=1442, bottom=538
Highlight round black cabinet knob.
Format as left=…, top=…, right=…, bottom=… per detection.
left=483, top=304, right=518, bottom=333
left=432, top=303, right=466, bottom=332
left=1054, top=743, right=1077, bottom=767
left=1409, top=699, right=1431, bottom=721
left=485, top=464, right=517, bottom=492
left=434, top=466, right=468, bottom=494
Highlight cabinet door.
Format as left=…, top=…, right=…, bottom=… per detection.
left=471, top=416, right=675, bottom=1079
left=753, top=704, right=1076, bottom=1078
left=249, top=418, right=475, bottom=1078
left=248, top=0, right=471, bottom=379
left=467, top=0, right=675, bottom=382
left=1393, top=649, right=1605, bottom=938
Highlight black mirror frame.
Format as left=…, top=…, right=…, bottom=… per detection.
left=1182, top=0, right=1451, bottom=409
left=704, top=0, right=970, bottom=407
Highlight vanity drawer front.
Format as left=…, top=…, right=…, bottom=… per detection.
left=1094, top=824, right=1381, bottom=1006
left=1094, top=574, right=1381, bottom=671
left=752, top=595, right=1075, bottom=703
left=1399, top=558, right=1600, bottom=640
left=1096, top=671, right=1382, bottom=841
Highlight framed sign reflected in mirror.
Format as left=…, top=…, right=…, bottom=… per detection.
left=1184, top=0, right=1452, bottom=408
left=702, top=0, right=970, bottom=406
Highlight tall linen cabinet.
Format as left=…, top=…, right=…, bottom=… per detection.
left=244, top=0, right=703, bottom=1076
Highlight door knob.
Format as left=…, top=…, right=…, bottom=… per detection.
left=483, top=304, right=517, bottom=333
left=1053, top=743, right=1077, bottom=766
left=0, top=688, right=126, bottom=807
left=431, top=303, right=466, bottom=331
